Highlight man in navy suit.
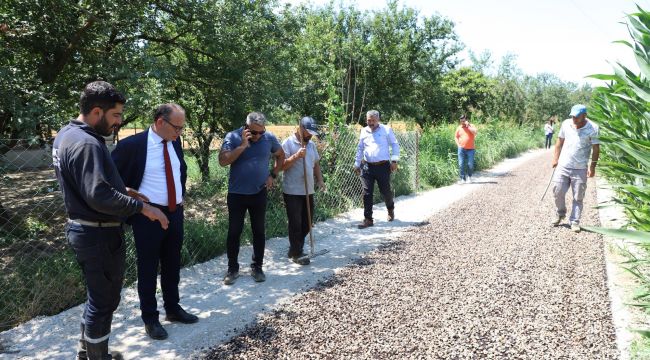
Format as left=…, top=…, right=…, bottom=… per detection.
left=112, top=103, right=198, bottom=341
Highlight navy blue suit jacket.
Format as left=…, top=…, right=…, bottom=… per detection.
left=111, top=129, right=187, bottom=209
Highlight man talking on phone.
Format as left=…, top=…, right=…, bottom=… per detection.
left=218, top=112, right=285, bottom=285
left=455, top=114, right=477, bottom=184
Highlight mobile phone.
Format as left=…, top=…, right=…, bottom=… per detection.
left=243, top=125, right=252, bottom=140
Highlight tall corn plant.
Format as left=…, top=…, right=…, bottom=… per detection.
left=586, top=5, right=650, bottom=337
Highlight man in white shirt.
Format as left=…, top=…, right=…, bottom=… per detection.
left=551, top=104, right=600, bottom=232
left=112, top=103, right=198, bottom=341
left=354, top=110, right=400, bottom=229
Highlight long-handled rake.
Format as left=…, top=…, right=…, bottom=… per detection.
left=297, top=125, right=328, bottom=260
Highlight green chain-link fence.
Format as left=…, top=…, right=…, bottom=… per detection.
left=0, top=126, right=419, bottom=332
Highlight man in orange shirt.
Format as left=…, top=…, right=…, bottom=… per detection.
left=454, top=114, right=478, bottom=184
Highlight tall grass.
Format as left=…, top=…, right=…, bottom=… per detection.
left=418, top=122, right=541, bottom=188
left=585, top=6, right=650, bottom=355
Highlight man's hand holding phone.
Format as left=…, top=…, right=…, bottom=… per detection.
left=241, top=127, right=252, bottom=148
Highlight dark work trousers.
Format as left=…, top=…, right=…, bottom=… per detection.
left=283, top=193, right=314, bottom=257
left=226, top=188, right=267, bottom=272
left=361, top=162, right=394, bottom=221
left=130, top=204, right=184, bottom=325
left=66, top=222, right=126, bottom=346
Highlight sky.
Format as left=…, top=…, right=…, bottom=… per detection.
left=284, top=0, right=650, bottom=86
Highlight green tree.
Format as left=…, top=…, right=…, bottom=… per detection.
left=440, top=67, right=494, bottom=120
left=142, top=0, right=289, bottom=181
left=364, top=1, right=460, bottom=123
left=0, top=0, right=163, bottom=139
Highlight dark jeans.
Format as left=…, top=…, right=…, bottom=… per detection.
left=131, top=205, right=184, bottom=324
left=545, top=133, right=553, bottom=148
left=66, top=222, right=125, bottom=344
left=227, top=188, right=267, bottom=272
left=457, top=147, right=475, bottom=180
left=283, top=193, right=314, bottom=257
left=361, top=162, right=394, bottom=221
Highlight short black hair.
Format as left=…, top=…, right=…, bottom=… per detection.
left=153, top=103, right=185, bottom=123
left=79, top=81, right=126, bottom=115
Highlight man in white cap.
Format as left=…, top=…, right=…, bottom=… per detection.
left=550, top=104, right=600, bottom=232
left=281, top=116, right=325, bottom=265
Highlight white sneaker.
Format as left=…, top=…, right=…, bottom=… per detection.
left=457, top=179, right=465, bottom=185
left=467, top=176, right=473, bottom=183
left=571, top=223, right=581, bottom=232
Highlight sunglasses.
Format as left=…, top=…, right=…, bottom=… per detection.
left=246, top=126, right=266, bottom=136
left=163, top=118, right=184, bottom=133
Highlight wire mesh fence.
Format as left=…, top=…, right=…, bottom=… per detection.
left=0, top=126, right=419, bottom=332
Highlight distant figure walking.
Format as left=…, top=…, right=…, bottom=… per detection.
left=544, top=117, right=554, bottom=149
left=455, top=114, right=478, bottom=184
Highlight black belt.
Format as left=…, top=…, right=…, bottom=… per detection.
left=149, top=202, right=183, bottom=211
left=366, top=160, right=389, bottom=166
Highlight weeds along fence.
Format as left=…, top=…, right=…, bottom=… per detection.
left=0, top=126, right=419, bottom=332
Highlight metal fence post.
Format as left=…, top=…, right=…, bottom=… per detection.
left=415, top=131, right=419, bottom=193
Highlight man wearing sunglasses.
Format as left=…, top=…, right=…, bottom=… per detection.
left=112, top=103, right=199, bottom=341
left=219, top=112, right=285, bottom=285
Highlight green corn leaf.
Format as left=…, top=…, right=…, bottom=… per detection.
left=633, top=329, right=650, bottom=339
left=615, top=141, right=650, bottom=169
left=613, top=40, right=634, bottom=48
left=589, top=74, right=620, bottom=81
left=613, top=63, right=650, bottom=102
left=611, top=93, right=643, bottom=104
left=582, top=226, right=650, bottom=243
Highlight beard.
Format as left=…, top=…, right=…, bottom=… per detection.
left=95, top=114, right=115, bottom=136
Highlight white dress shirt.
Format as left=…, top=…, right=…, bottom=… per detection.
left=354, top=123, right=400, bottom=168
left=138, top=128, right=183, bottom=206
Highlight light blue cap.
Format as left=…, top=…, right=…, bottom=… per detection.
left=569, top=104, right=587, bottom=117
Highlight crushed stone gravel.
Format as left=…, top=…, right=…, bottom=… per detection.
left=200, top=153, right=619, bottom=360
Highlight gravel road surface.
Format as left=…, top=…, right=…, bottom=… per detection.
left=202, top=152, right=618, bottom=359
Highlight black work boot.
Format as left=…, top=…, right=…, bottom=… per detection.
left=85, top=339, right=123, bottom=360
left=77, top=323, right=87, bottom=360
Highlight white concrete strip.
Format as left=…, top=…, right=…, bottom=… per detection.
left=597, top=177, right=645, bottom=360
left=0, top=149, right=545, bottom=360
